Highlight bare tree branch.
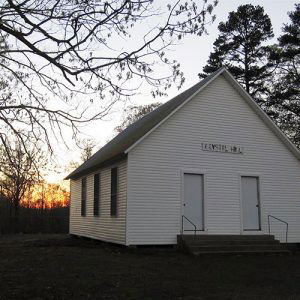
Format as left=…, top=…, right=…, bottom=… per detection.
left=0, top=0, right=217, bottom=154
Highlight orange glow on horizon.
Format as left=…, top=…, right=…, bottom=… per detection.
left=21, top=182, right=70, bottom=209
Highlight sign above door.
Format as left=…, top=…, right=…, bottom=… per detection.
left=201, top=142, right=243, bottom=154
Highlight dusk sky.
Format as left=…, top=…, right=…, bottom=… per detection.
left=50, top=0, right=297, bottom=183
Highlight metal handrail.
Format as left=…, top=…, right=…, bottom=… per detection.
left=181, top=215, right=197, bottom=235
left=268, top=215, right=288, bottom=244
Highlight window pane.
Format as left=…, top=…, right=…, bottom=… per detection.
left=81, top=177, right=86, bottom=216
left=111, top=168, right=118, bottom=216
left=94, top=173, right=100, bottom=216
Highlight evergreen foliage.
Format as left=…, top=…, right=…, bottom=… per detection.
left=199, top=4, right=274, bottom=102
left=267, top=4, right=300, bottom=147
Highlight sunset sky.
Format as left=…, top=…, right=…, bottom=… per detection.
left=49, top=0, right=297, bottom=183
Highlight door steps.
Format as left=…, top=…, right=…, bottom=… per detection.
left=177, top=234, right=291, bottom=255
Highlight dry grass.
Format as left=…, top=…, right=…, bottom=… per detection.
left=0, top=234, right=300, bottom=299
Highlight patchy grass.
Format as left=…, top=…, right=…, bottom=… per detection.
left=0, top=235, right=300, bottom=299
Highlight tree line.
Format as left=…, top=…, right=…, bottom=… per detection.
left=0, top=137, right=71, bottom=233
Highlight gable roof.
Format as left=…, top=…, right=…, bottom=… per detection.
left=66, top=67, right=300, bottom=180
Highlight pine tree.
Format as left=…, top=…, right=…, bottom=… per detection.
left=199, top=4, right=274, bottom=102
left=267, top=4, right=300, bottom=148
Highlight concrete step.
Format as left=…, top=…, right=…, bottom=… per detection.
left=192, top=249, right=291, bottom=256
left=183, top=239, right=280, bottom=246
left=179, top=234, right=276, bottom=241
left=189, top=244, right=287, bottom=252
left=177, top=234, right=291, bottom=255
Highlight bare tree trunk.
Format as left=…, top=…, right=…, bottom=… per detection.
left=13, top=199, right=19, bottom=233
left=9, top=200, right=13, bottom=233
left=244, top=47, right=250, bottom=94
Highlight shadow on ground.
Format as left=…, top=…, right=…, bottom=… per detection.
left=0, top=234, right=300, bottom=299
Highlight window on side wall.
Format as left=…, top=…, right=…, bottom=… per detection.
left=81, top=177, right=87, bottom=216
left=111, top=167, right=118, bottom=216
left=94, top=173, right=100, bottom=216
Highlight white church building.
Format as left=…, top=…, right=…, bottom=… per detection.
left=66, top=67, right=300, bottom=246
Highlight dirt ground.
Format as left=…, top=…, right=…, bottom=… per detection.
left=0, top=234, right=300, bottom=299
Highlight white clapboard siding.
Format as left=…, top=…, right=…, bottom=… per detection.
left=127, top=74, right=300, bottom=245
left=69, top=159, right=127, bottom=244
